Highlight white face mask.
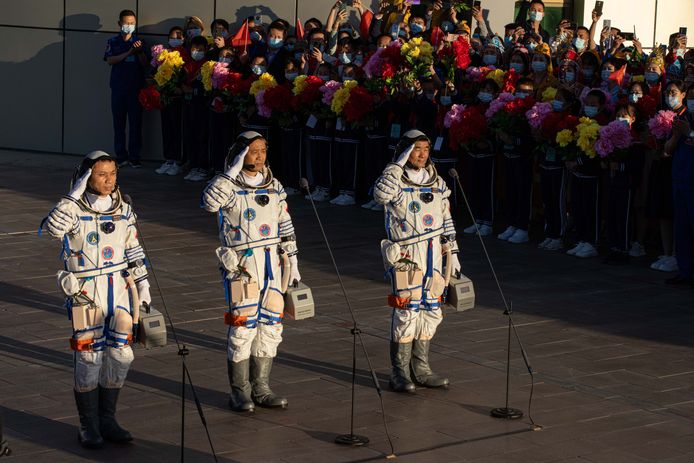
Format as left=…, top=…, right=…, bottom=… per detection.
left=121, top=24, right=136, bottom=35
left=252, top=65, right=266, bottom=75
left=628, top=93, right=642, bottom=103
left=529, top=11, right=544, bottom=22
left=667, top=95, right=682, bottom=110
left=574, top=37, right=586, bottom=50
left=617, top=117, right=631, bottom=125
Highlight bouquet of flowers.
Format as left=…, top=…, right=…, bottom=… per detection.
left=488, top=94, right=536, bottom=135
left=249, top=72, right=278, bottom=118
left=260, top=83, right=295, bottom=126
left=330, top=82, right=375, bottom=126
left=400, top=37, right=434, bottom=86
left=595, top=120, right=633, bottom=160
left=150, top=45, right=185, bottom=105
left=292, top=75, right=328, bottom=117
left=575, top=117, right=601, bottom=159
left=526, top=101, right=552, bottom=131
left=501, top=68, right=520, bottom=93
left=138, top=85, right=161, bottom=110
left=206, top=63, right=253, bottom=113
left=436, top=36, right=471, bottom=82
left=444, top=104, right=487, bottom=150
left=647, top=110, right=676, bottom=140
left=541, top=86, right=557, bottom=103
left=551, top=115, right=581, bottom=159
left=363, top=41, right=403, bottom=95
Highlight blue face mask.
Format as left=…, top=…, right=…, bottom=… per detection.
left=527, top=42, right=538, bottom=52
left=294, top=51, right=304, bottom=61
left=510, top=63, right=525, bottom=73
left=191, top=50, right=205, bottom=61
left=601, top=69, right=613, bottom=81
left=251, top=65, right=266, bottom=75
left=285, top=72, right=298, bottom=81
left=483, top=55, right=497, bottom=65
left=584, top=105, right=598, bottom=117
left=478, top=92, right=493, bottom=103
left=410, top=23, right=424, bottom=35
left=285, top=43, right=295, bottom=51
left=644, top=71, right=659, bottom=83
left=574, top=37, right=586, bottom=50
left=268, top=38, right=283, bottom=49
left=515, top=92, right=529, bottom=99
left=169, top=38, right=183, bottom=48
left=354, top=54, right=363, bottom=66
left=187, top=28, right=201, bottom=38
left=531, top=61, right=547, bottom=72
left=552, top=100, right=564, bottom=111
left=504, top=36, right=513, bottom=46
left=219, top=57, right=233, bottom=64
left=583, top=68, right=594, bottom=79
left=628, top=92, right=642, bottom=103
left=121, top=24, right=136, bottom=35
left=529, top=11, right=544, bottom=22
left=440, top=21, right=454, bottom=33
left=339, top=52, right=352, bottom=64
left=440, top=95, right=452, bottom=106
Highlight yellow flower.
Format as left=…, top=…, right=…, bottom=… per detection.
left=200, top=61, right=215, bottom=92
left=556, top=129, right=574, bottom=147
left=331, top=82, right=357, bottom=115
left=293, top=75, right=308, bottom=96
left=250, top=72, right=277, bottom=96
left=419, top=41, right=433, bottom=58
left=409, top=46, right=421, bottom=58
left=541, top=87, right=557, bottom=102
left=631, top=75, right=645, bottom=83
left=486, top=69, right=506, bottom=88
left=575, top=117, right=601, bottom=158
left=154, top=63, right=174, bottom=87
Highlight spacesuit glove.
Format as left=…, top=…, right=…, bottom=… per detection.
left=289, top=255, right=301, bottom=285
left=137, top=281, right=151, bottom=306
left=395, top=143, right=415, bottom=167
left=68, top=168, right=92, bottom=201
left=224, top=146, right=249, bottom=179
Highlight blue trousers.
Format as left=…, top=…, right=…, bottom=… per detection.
left=673, top=186, right=694, bottom=279
left=111, top=89, right=142, bottom=162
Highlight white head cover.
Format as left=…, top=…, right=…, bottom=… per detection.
left=224, top=131, right=266, bottom=171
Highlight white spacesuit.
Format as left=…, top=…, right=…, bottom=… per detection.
left=374, top=130, right=460, bottom=393
left=201, top=131, right=300, bottom=412
left=41, top=151, right=150, bottom=448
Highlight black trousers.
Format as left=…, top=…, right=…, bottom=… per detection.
left=208, top=110, right=235, bottom=172
left=182, top=95, right=209, bottom=169
left=305, top=126, right=332, bottom=190
left=362, top=134, right=390, bottom=198
left=160, top=98, right=182, bottom=162
left=332, top=131, right=360, bottom=194
left=503, top=155, right=533, bottom=231
left=462, top=154, right=495, bottom=226
left=279, top=126, right=303, bottom=190
left=571, top=174, right=600, bottom=244
left=607, top=171, right=633, bottom=251
left=540, top=167, right=567, bottom=239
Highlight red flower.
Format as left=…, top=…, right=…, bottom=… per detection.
left=382, top=63, right=396, bottom=79
left=540, top=111, right=565, bottom=140
left=344, top=86, right=375, bottom=123
left=449, top=105, right=487, bottom=148
left=292, top=76, right=324, bottom=110
left=556, top=114, right=579, bottom=132
left=451, top=37, right=471, bottom=70
left=636, top=94, right=657, bottom=119
left=263, top=84, right=294, bottom=113
left=501, top=68, right=520, bottom=93
left=138, top=85, right=161, bottom=110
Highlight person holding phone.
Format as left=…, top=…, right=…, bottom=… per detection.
left=514, top=0, right=549, bottom=43
left=104, top=9, right=147, bottom=169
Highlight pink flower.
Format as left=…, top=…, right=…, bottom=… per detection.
left=211, top=62, right=229, bottom=89
left=648, top=110, right=677, bottom=140
left=466, top=65, right=495, bottom=81
left=595, top=137, right=615, bottom=158
left=255, top=90, right=272, bottom=118
left=363, top=41, right=401, bottom=78
left=320, top=80, right=342, bottom=105
left=485, top=92, right=516, bottom=119
left=596, top=120, right=633, bottom=157
left=150, top=44, right=165, bottom=67
left=525, top=102, right=552, bottom=130
left=444, top=104, right=467, bottom=128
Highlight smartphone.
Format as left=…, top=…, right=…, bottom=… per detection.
left=569, top=22, right=577, bottom=30
left=595, top=1, right=604, bottom=16
left=680, top=27, right=687, bottom=36
left=621, top=32, right=634, bottom=40
left=254, top=14, right=262, bottom=25
left=603, top=19, right=611, bottom=30
left=473, top=1, right=482, bottom=8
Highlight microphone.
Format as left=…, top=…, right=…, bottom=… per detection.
left=448, top=168, right=459, bottom=179
left=299, top=178, right=310, bottom=192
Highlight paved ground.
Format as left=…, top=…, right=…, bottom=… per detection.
left=1, top=149, right=694, bottom=463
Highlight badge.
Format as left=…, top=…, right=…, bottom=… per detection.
left=102, top=246, right=115, bottom=260
left=243, top=208, right=257, bottom=221
left=408, top=201, right=422, bottom=214
left=422, top=214, right=434, bottom=226
left=87, top=232, right=99, bottom=245
left=259, top=224, right=271, bottom=237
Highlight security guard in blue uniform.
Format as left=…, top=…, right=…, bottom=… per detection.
left=104, top=9, right=146, bottom=168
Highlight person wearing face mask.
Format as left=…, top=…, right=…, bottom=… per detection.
left=530, top=44, right=557, bottom=99
left=644, top=49, right=666, bottom=100
left=210, top=19, right=230, bottom=54
left=104, top=9, right=146, bottom=168
left=515, top=0, right=549, bottom=43
left=603, top=104, right=646, bottom=264
left=565, top=89, right=610, bottom=258
left=600, top=58, right=625, bottom=103
left=481, top=43, right=501, bottom=68
left=264, top=21, right=291, bottom=83
left=461, top=79, right=499, bottom=237
left=538, top=88, right=576, bottom=252
left=663, top=82, right=694, bottom=285
left=647, top=81, right=689, bottom=274
left=184, top=16, right=205, bottom=46
left=181, top=36, right=211, bottom=182
left=578, top=50, right=600, bottom=87
left=573, top=26, right=590, bottom=53
left=509, top=48, right=530, bottom=76
left=558, top=54, right=586, bottom=99
left=154, top=26, right=186, bottom=177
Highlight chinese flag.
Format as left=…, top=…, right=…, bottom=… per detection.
left=231, top=19, right=251, bottom=48
left=296, top=18, right=305, bottom=40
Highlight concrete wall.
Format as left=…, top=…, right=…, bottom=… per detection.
left=6, top=0, right=671, bottom=159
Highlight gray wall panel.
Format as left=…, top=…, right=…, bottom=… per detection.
left=2, top=0, right=63, bottom=29
left=138, top=0, right=215, bottom=36
left=0, top=27, right=62, bottom=152
left=65, top=0, right=137, bottom=31
left=216, top=0, right=295, bottom=29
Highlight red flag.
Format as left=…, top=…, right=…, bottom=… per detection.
left=231, top=19, right=251, bottom=48
left=430, top=26, right=444, bottom=48
left=295, top=18, right=305, bottom=40
left=608, top=64, right=627, bottom=87
left=360, top=10, right=373, bottom=39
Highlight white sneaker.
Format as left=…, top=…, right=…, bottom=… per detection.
left=538, top=238, right=552, bottom=249
left=330, top=194, right=344, bottom=204
left=508, top=229, right=529, bottom=244
left=478, top=224, right=493, bottom=236
left=463, top=223, right=478, bottom=234
left=187, top=169, right=207, bottom=182
left=183, top=169, right=197, bottom=180
left=167, top=163, right=182, bottom=176
left=311, top=188, right=330, bottom=202
left=337, top=194, right=355, bottom=206
left=658, top=256, right=679, bottom=272
left=370, top=202, right=384, bottom=211
left=545, top=238, right=563, bottom=251
left=361, top=199, right=376, bottom=209
left=497, top=226, right=517, bottom=241
left=567, top=242, right=585, bottom=256
left=575, top=242, right=598, bottom=258
left=285, top=187, right=300, bottom=196
left=629, top=242, right=646, bottom=258
left=650, top=255, right=668, bottom=270
left=155, top=161, right=173, bottom=174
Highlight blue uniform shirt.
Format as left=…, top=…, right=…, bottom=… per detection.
left=672, top=111, right=694, bottom=189
left=104, top=34, right=146, bottom=92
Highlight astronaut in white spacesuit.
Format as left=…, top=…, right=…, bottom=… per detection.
left=43, top=150, right=150, bottom=448
left=202, top=131, right=300, bottom=412
left=374, top=130, right=461, bottom=393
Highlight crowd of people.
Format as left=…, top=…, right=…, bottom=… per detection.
left=105, top=1, right=694, bottom=285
